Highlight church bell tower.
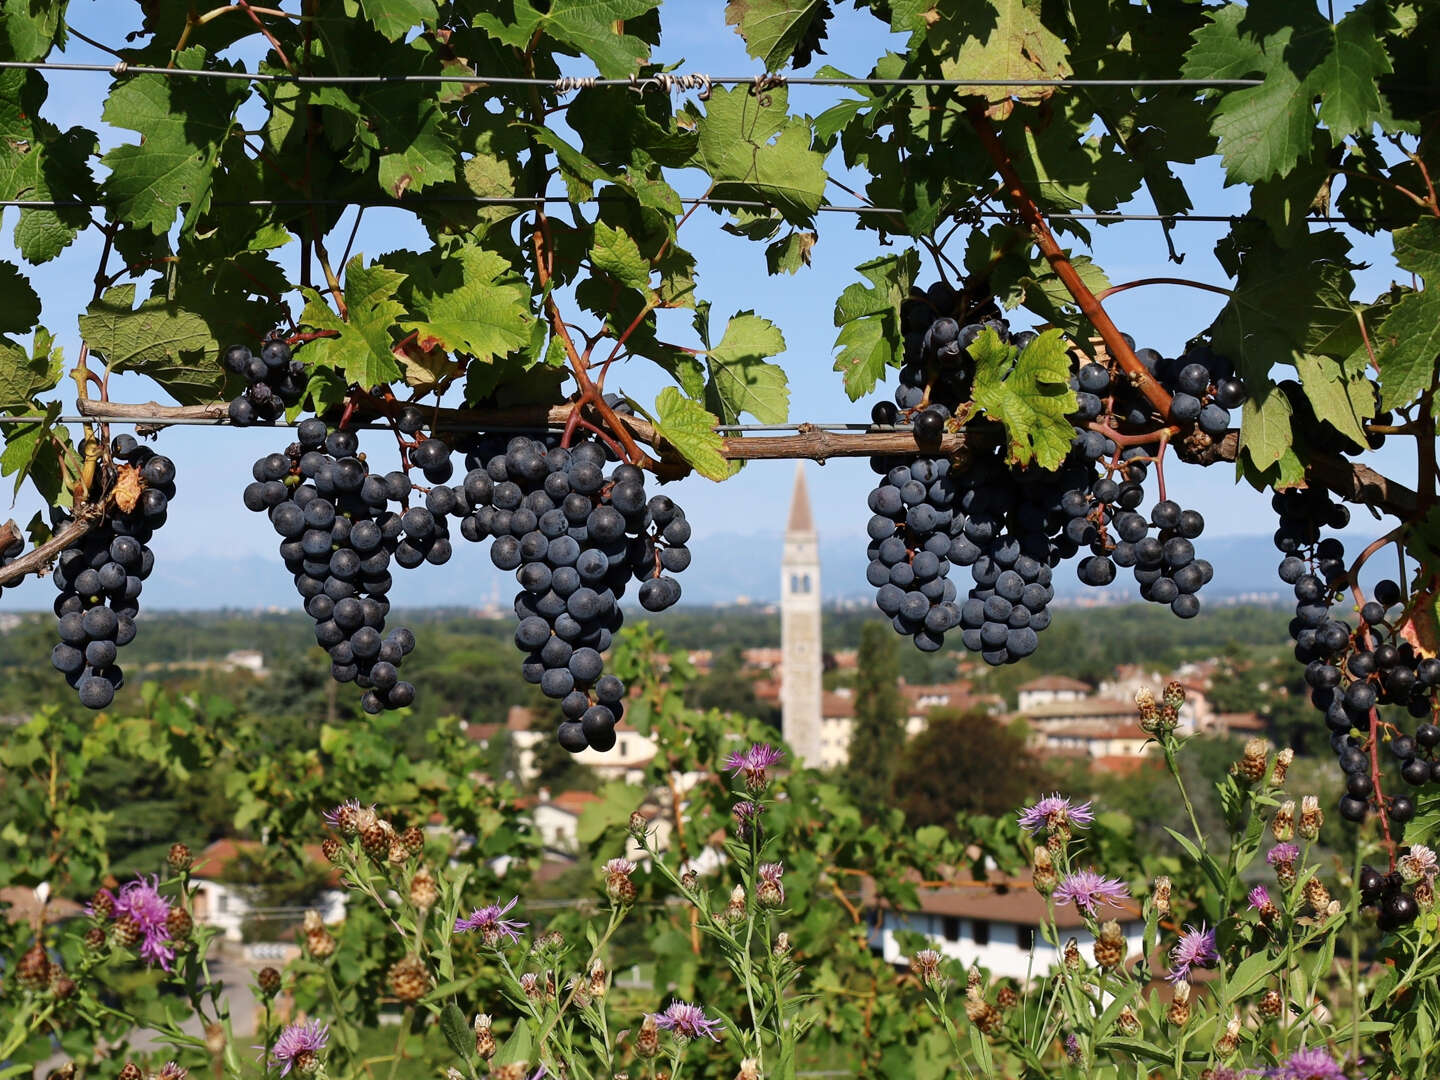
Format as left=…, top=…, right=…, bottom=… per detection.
left=781, top=463, right=823, bottom=768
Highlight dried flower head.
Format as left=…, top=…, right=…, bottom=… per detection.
left=1117, top=1006, right=1140, bottom=1036
left=1167, top=924, right=1217, bottom=983
left=996, top=985, right=1019, bottom=1009
left=167, top=843, right=191, bottom=872
left=1017, top=793, right=1095, bottom=837
left=1063, top=938, right=1083, bottom=972
left=1259, top=988, right=1283, bottom=1019
left=1151, top=875, right=1172, bottom=917
left=604, top=858, right=637, bottom=905
left=1054, top=869, right=1131, bottom=916
left=1303, top=878, right=1333, bottom=919
left=757, top=863, right=785, bottom=909
left=722, top=884, right=747, bottom=925
left=1031, top=846, right=1057, bottom=896
left=454, top=897, right=526, bottom=947
left=1268, top=842, right=1300, bottom=889
left=1136, top=687, right=1158, bottom=732
left=474, top=1013, right=496, bottom=1059
left=724, top=743, right=784, bottom=793
left=773, top=932, right=791, bottom=958
left=409, top=866, right=438, bottom=911
left=1093, top=921, right=1126, bottom=970
left=1215, top=1012, right=1241, bottom=1057
left=387, top=955, right=429, bottom=1002
left=257, top=967, right=281, bottom=997
left=680, top=867, right=699, bottom=892
left=1234, top=738, right=1270, bottom=782
left=909, top=948, right=943, bottom=985
left=736, top=1059, right=761, bottom=1080
left=302, top=910, right=335, bottom=959
left=635, top=1014, right=660, bottom=1059
left=1272, top=747, right=1295, bottom=786
left=628, top=810, right=648, bottom=838
left=1272, top=800, right=1296, bottom=842
left=323, top=799, right=370, bottom=837
left=963, top=994, right=1002, bottom=1034
left=265, top=1020, right=329, bottom=1076
left=1399, top=844, right=1438, bottom=884
left=652, top=1000, right=724, bottom=1043
left=589, top=957, right=607, bottom=999
left=732, top=800, right=766, bottom=841
left=518, top=972, right=547, bottom=1002
left=1168, top=980, right=1191, bottom=1026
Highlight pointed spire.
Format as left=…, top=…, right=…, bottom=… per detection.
left=786, top=462, right=815, bottom=534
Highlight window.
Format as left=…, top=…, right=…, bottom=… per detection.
left=972, top=919, right=990, bottom=946
left=802, top=573, right=812, bottom=593
left=790, top=574, right=800, bottom=593
left=619, top=740, right=629, bottom=756
left=1017, top=925, right=1034, bottom=951
left=942, top=916, right=961, bottom=941
left=217, top=893, right=229, bottom=914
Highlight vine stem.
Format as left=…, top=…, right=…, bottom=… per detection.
left=1095, top=277, right=1234, bottom=302
left=965, top=106, right=1174, bottom=419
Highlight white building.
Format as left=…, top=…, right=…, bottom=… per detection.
left=468, top=708, right=658, bottom=785
left=1016, top=675, right=1092, bottom=712
left=865, top=874, right=1145, bottom=982
left=190, top=839, right=346, bottom=943
left=780, top=463, right=823, bottom=769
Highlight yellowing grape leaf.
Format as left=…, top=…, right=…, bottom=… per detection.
left=971, top=328, right=1076, bottom=469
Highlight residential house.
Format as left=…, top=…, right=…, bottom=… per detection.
left=190, top=839, right=345, bottom=943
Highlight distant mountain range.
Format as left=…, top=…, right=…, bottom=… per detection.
left=0, top=530, right=1333, bottom=613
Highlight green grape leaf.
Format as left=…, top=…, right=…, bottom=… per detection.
left=971, top=328, right=1077, bottom=470
left=1294, top=351, right=1370, bottom=448
left=693, top=85, right=828, bottom=225
left=1395, top=218, right=1440, bottom=283
left=725, top=0, right=827, bottom=71
left=0, top=70, right=97, bottom=263
left=298, top=257, right=405, bottom=389
left=78, top=284, right=222, bottom=405
left=706, top=312, right=789, bottom=425
left=396, top=246, right=532, bottom=363
left=0, top=404, right=73, bottom=507
left=1238, top=383, right=1294, bottom=472
left=765, top=229, right=815, bottom=275
left=100, top=47, right=248, bottom=233
left=590, top=222, right=652, bottom=290
left=356, top=0, right=438, bottom=41
left=0, top=327, right=61, bottom=412
left=0, top=2, right=63, bottom=62
left=371, top=94, right=457, bottom=197
left=537, top=0, right=659, bottom=78
left=1182, top=3, right=1391, bottom=183
left=928, top=0, right=1072, bottom=119
left=831, top=251, right=920, bottom=401
left=1375, top=289, right=1440, bottom=412
left=0, top=261, right=40, bottom=334
left=652, top=387, right=734, bottom=481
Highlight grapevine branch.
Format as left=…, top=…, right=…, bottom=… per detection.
left=0, top=510, right=102, bottom=588
left=965, top=106, right=1175, bottom=420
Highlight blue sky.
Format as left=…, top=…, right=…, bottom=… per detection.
left=0, top=3, right=1415, bottom=610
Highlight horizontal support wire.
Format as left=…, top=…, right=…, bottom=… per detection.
left=0, top=415, right=888, bottom=433
left=0, top=197, right=1381, bottom=227
left=0, top=60, right=1264, bottom=89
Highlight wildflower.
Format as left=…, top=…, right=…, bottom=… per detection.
left=409, top=866, right=438, bottom=911
left=1117, top=1006, right=1140, bottom=1035
left=118, top=1067, right=142, bottom=1080
left=589, top=957, right=607, bottom=999
left=1399, top=844, right=1438, bottom=884
left=454, top=897, right=527, bottom=947
left=996, top=985, right=1018, bottom=1009
left=257, top=967, right=281, bottom=997
left=1151, top=875, right=1171, bottom=917
left=1136, top=687, right=1158, bottom=732
left=401, top=825, right=424, bottom=854
left=1249, top=885, right=1279, bottom=924
left=737, top=1059, right=761, bottom=1080
left=1272, top=1047, right=1349, bottom=1080
left=1063, top=938, right=1083, bottom=972
left=302, top=910, right=335, bottom=959
left=722, top=884, right=747, bottom=925
left=155, top=1064, right=188, bottom=1080
left=1031, top=846, right=1057, bottom=896
left=1259, top=988, right=1283, bottom=1019
left=680, top=866, right=699, bottom=892
left=83, top=926, right=105, bottom=951
left=757, top=863, right=785, bottom=908
left=1163, top=680, right=1185, bottom=710
left=963, top=992, right=1002, bottom=1034
left=1304, top=878, right=1333, bottom=918
left=114, top=876, right=175, bottom=970
left=1234, top=738, right=1269, bottom=782
left=1053, top=869, right=1131, bottom=916
left=519, top=972, right=544, bottom=1001
left=773, top=932, right=791, bottom=958
left=166, top=906, right=193, bottom=942
left=1272, top=800, right=1295, bottom=842
left=88, top=888, right=116, bottom=919
left=1093, top=921, right=1125, bottom=969
left=725, top=743, right=784, bottom=793
left=635, top=1014, right=660, bottom=1058
left=387, top=955, right=429, bottom=1002
left=628, top=810, right=648, bottom=838
left=474, top=1013, right=496, bottom=1059
left=1215, top=1012, right=1241, bottom=1057
left=1166, top=924, right=1217, bottom=982
left=909, top=948, right=942, bottom=985
left=732, top=800, right=766, bottom=841
left=1167, top=980, right=1191, bottom=1027
left=1268, top=843, right=1300, bottom=889
left=323, top=799, right=371, bottom=837
left=361, top=820, right=393, bottom=860
left=652, top=1000, right=724, bottom=1043
left=603, top=857, right=637, bottom=905
left=1016, top=793, right=1094, bottom=837
left=168, top=843, right=191, bottom=872
left=1271, top=747, right=1295, bottom=787
left=567, top=972, right=592, bottom=1008
left=1064, top=1033, right=1082, bottom=1063
left=321, top=837, right=342, bottom=863
left=265, top=1019, right=329, bottom=1076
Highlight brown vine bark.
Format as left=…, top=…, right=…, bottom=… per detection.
left=0, top=512, right=100, bottom=588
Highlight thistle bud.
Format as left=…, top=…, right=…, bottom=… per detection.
left=910, top=948, right=942, bottom=986
left=83, top=926, right=106, bottom=951
left=1117, top=1006, right=1140, bottom=1036
left=1303, top=877, right=1332, bottom=917
left=966, top=967, right=982, bottom=994
left=258, top=967, right=281, bottom=998
left=537, top=929, right=565, bottom=952
left=636, top=1014, right=660, bottom=1059
left=1167, top=980, right=1191, bottom=1027
left=1259, top=988, right=1282, bottom=1019
left=629, top=810, right=648, bottom=838
left=409, top=866, right=438, bottom=911
left=1272, top=800, right=1295, bottom=842
left=1136, top=687, right=1158, bottom=733
left=773, top=932, right=791, bottom=959
left=996, top=985, right=1018, bottom=1009
left=1215, top=1012, right=1241, bottom=1057
left=166, top=906, right=193, bottom=942
left=723, top=884, right=747, bottom=925
left=589, top=957, right=607, bottom=999
left=1093, top=921, right=1125, bottom=970
left=302, top=910, right=335, bottom=959
left=1271, top=748, right=1294, bottom=787
left=680, top=867, right=699, bottom=892
left=474, top=1013, right=495, bottom=1059
left=50, top=973, right=75, bottom=1000
left=1063, top=939, right=1083, bottom=973
left=321, top=837, right=342, bottom=863
left=401, top=826, right=424, bottom=854
left=112, top=915, right=141, bottom=949
left=119, top=1065, right=143, bottom=1080
left=1298, top=795, right=1323, bottom=840
left=1032, top=847, right=1057, bottom=896
left=168, top=843, right=192, bottom=872
left=604, top=858, right=638, bottom=905
left=1234, top=738, right=1269, bottom=782
left=1157, top=703, right=1179, bottom=733
left=519, top=972, right=543, bottom=1001
left=1150, top=876, right=1171, bottom=918
left=1415, top=877, right=1436, bottom=911
left=90, top=889, right=115, bottom=919
left=1163, top=680, right=1185, bottom=711
left=736, top=1059, right=761, bottom=1080
left=567, top=973, right=592, bottom=1009
left=387, top=955, right=429, bottom=1002
left=757, top=863, right=785, bottom=909
left=963, top=994, right=1002, bottom=1034
left=388, top=840, right=410, bottom=866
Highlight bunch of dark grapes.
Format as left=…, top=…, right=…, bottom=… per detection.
left=863, top=281, right=1221, bottom=664
left=1100, top=343, right=1246, bottom=439
left=49, top=436, right=175, bottom=709
left=457, top=434, right=688, bottom=752
left=1359, top=861, right=1420, bottom=931
left=0, top=529, right=22, bottom=601
left=241, top=418, right=467, bottom=712
left=223, top=340, right=307, bottom=426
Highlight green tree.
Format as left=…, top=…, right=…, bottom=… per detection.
left=842, top=621, right=905, bottom=812
left=892, top=709, right=1051, bottom=827
left=686, top=645, right=780, bottom=729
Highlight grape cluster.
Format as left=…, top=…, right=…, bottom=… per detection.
left=1360, top=862, right=1420, bottom=931
left=863, top=282, right=1222, bottom=664
left=241, top=418, right=464, bottom=712
left=0, top=529, right=22, bottom=601
left=50, top=437, right=175, bottom=709
left=1103, top=343, right=1246, bottom=438
left=223, top=340, right=307, bottom=427
left=458, top=434, right=688, bottom=751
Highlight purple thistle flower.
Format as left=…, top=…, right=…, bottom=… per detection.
left=155, top=1065, right=188, bottom=1080
left=652, top=999, right=725, bottom=1042
left=724, top=743, right=784, bottom=792
left=1017, top=793, right=1095, bottom=836
left=1248, top=885, right=1272, bottom=911
left=732, top=800, right=766, bottom=841
left=1053, top=869, right=1130, bottom=916
left=453, top=896, right=526, bottom=947
left=115, top=875, right=175, bottom=971
left=1270, top=1047, right=1349, bottom=1080
left=1166, top=923, right=1217, bottom=982
left=1267, top=842, right=1299, bottom=867
left=264, top=1019, right=329, bottom=1077
left=1063, top=1032, right=1081, bottom=1062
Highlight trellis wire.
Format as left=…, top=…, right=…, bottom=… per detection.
left=0, top=60, right=1266, bottom=90
left=0, top=415, right=889, bottom=433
